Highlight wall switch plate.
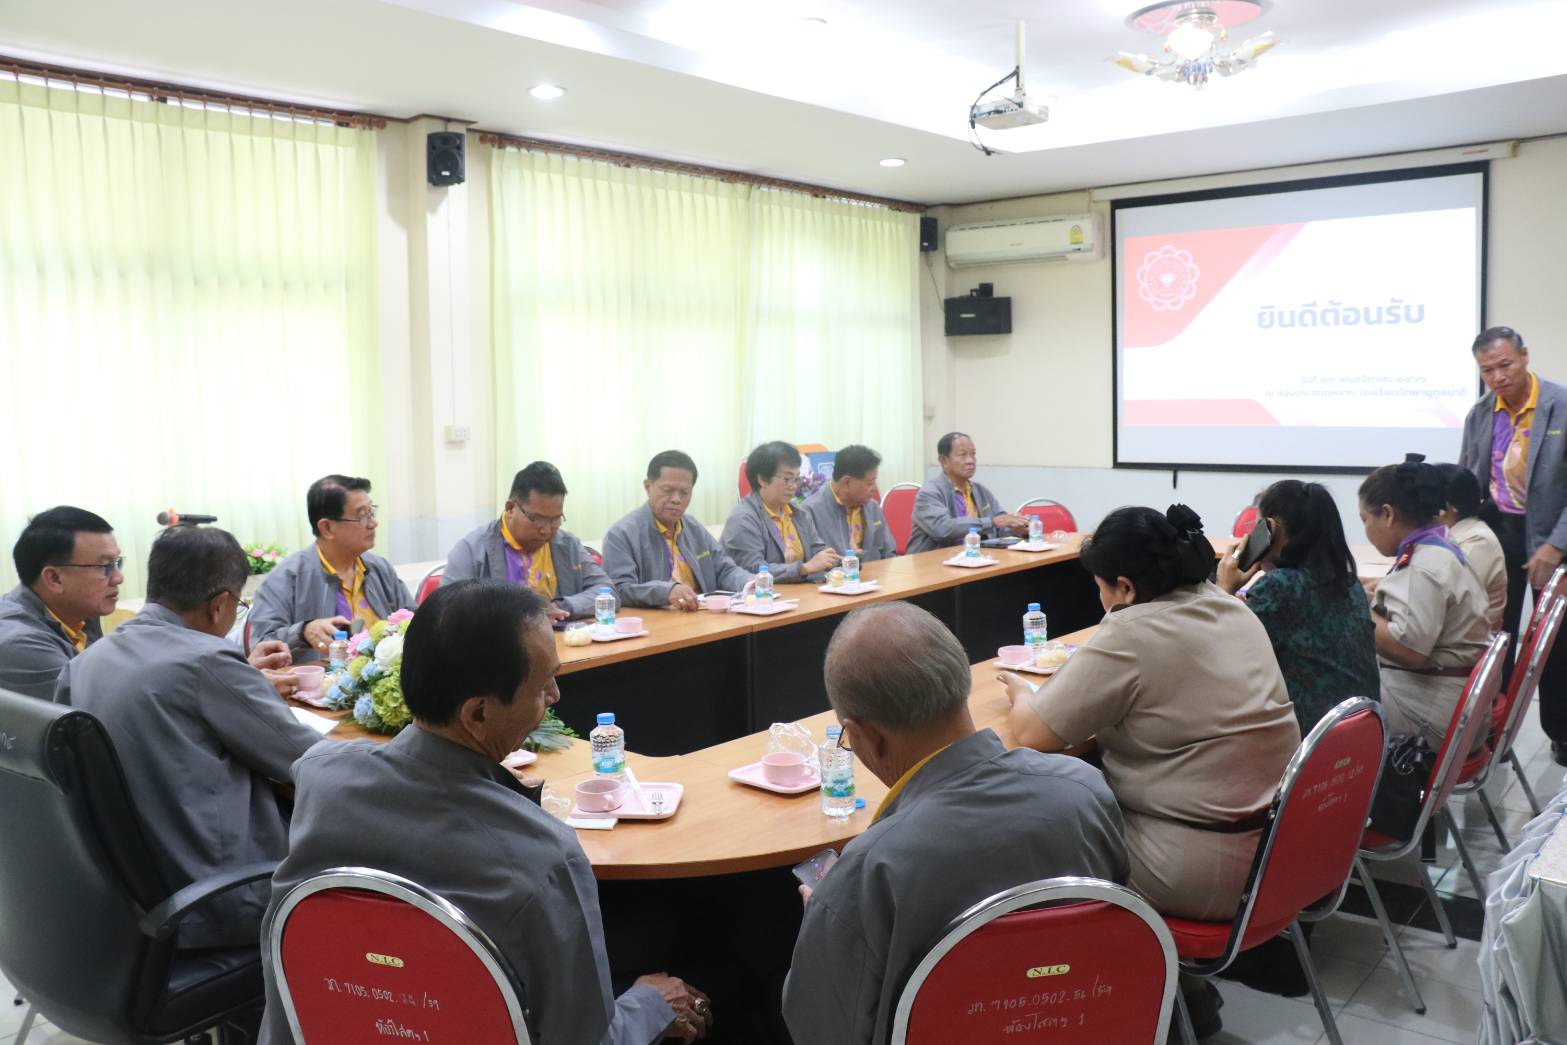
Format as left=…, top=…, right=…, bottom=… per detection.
left=444, top=424, right=471, bottom=443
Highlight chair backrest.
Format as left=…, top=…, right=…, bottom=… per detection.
left=883, top=483, right=921, bottom=555
left=1494, top=597, right=1565, bottom=759
left=1016, top=498, right=1078, bottom=533
left=585, top=545, right=604, bottom=567
left=243, top=617, right=253, bottom=655
left=1535, top=563, right=1567, bottom=622
left=888, top=878, right=1176, bottom=1045
left=0, top=689, right=183, bottom=1043
left=1239, top=699, right=1388, bottom=944
left=1232, top=505, right=1261, bottom=538
left=415, top=564, right=445, bottom=606
left=267, top=868, right=532, bottom=1045
left=1424, top=632, right=1509, bottom=810
left=737, top=459, right=752, bottom=498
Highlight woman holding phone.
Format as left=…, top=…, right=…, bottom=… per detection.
left=1217, top=480, right=1381, bottom=733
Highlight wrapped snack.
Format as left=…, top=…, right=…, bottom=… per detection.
left=768, top=721, right=820, bottom=773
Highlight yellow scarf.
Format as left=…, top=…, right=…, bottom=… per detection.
left=831, top=483, right=864, bottom=551
left=765, top=503, right=805, bottom=563
left=46, top=608, right=88, bottom=652
left=500, top=518, right=558, bottom=597
left=316, top=545, right=382, bottom=628
left=655, top=518, right=697, bottom=589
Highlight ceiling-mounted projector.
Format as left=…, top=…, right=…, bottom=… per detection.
left=971, top=95, right=1048, bottom=130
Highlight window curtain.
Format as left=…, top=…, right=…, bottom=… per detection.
left=489, top=146, right=921, bottom=543
left=0, top=77, right=380, bottom=599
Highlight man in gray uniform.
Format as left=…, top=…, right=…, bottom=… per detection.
left=799, top=444, right=898, bottom=563
left=604, top=450, right=752, bottom=610
left=442, top=460, right=612, bottom=619
left=782, top=602, right=1128, bottom=1045
left=56, top=525, right=322, bottom=950
left=722, top=441, right=840, bottom=584
left=258, top=581, right=713, bottom=1045
left=0, top=506, right=120, bottom=701
left=249, top=474, right=414, bottom=660
left=906, top=431, right=1029, bottom=554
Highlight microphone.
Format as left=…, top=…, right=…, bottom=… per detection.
left=157, top=509, right=219, bottom=526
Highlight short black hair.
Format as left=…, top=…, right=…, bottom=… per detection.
left=1359, top=454, right=1445, bottom=526
left=745, top=441, right=799, bottom=491
left=145, top=526, right=249, bottom=612
left=936, top=432, right=970, bottom=458
left=833, top=445, right=882, bottom=481
left=1256, top=480, right=1356, bottom=591
left=1472, top=326, right=1525, bottom=354
left=307, top=475, right=372, bottom=537
left=400, top=580, right=551, bottom=726
left=646, top=450, right=698, bottom=484
left=13, top=506, right=114, bottom=587
left=509, top=461, right=568, bottom=503
left=1080, top=504, right=1212, bottom=602
left=1436, top=463, right=1483, bottom=521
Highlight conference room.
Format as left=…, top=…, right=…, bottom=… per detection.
left=3, top=1, right=1567, bottom=1043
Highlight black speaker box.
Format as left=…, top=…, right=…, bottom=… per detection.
left=427, top=132, right=465, bottom=187
left=920, top=216, right=938, bottom=252
left=944, top=296, right=1011, bottom=336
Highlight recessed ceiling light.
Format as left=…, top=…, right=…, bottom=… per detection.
left=529, top=84, right=566, bottom=101
left=879, top=157, right=906, bottom=168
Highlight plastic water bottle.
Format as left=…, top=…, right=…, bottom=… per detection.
left=594, top=586, right=616, bottom=630
left=755, top=563, right=774, bottom=603
left=842, top=549, right=860, bottom=585
left=327, top=631, right=350, bottom=671
left=964, top=527, right=982, bottom=559
left=1028, top=514, right=1044, bottom=544
left=590, top=712, right=625, bottom=780
left=1024, top=602, right=1048, bottom=649
left=820, top=726, right=856, bottom=818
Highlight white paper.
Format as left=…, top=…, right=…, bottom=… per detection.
left=567, top=817, right=617, bottom=830
left=290, top=707, right=339, bottom=735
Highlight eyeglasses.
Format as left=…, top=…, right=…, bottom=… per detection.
left=54, top=557, right=125, bottom=579
left=772, top=473, right=801, bottom=487
left=521, top=509, right=566, bottom=528
left=330, top=504, right=379, bottom=525
left=835, top=728, right=853, bottom=753
left=203, top=588, right=243, bottom=604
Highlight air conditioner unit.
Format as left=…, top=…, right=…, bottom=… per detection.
left=944, top=214, right=1099, bottom=267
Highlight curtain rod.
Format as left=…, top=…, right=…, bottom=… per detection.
left=0, top=55, right=389, bottom=129
left=477, top=130, right=928, bottom=213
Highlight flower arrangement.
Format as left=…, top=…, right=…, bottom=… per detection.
left=324, top=608, right=577, bottom=750
left=244, top=543, right=286, bottom=575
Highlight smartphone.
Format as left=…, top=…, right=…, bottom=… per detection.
left=551, top=618, right=570, bottom=631
left=1235, top=517, right=1273, bottom=573
left=792, top=847, right=839, bottom=887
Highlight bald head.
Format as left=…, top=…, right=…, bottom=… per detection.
left=824, top=603, right=971, bottom=732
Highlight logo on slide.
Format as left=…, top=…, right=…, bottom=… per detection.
left=1136, top=245, right=1201, bottom=312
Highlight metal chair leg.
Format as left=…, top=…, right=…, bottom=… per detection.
left=1355, top=856, right=1426, bottom=1014
left=1476, top=789, right=1512, bottom=850
left=1289, top=921, right=1342, bottom=1045
left=1509, top=750, right=1543, bottom=815
left=1446, top=810, right=1487, bottom=898
left=1415, top=862, right=1457, bottom=948
left=16, top=1003, right=37, bottom=1045
left=1174, top=985, right=1199, bottom=1045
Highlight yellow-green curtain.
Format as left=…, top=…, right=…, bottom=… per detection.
left=489, top=146, right=922, bottom=542
left=0, top=78, right=380, bottom=599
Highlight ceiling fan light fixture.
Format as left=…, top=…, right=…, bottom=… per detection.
left=1167, top=21, right=1215, bottom=61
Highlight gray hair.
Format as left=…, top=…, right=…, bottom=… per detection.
left=823, top=603, right=971, bottom=731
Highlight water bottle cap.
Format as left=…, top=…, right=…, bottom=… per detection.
left=596, top=712, right=616, bottom=725
left=758, top=564, right=771, bottom=573
left=826, top=725, right=842, bottom=737
left=847, top=548, right=857, bottom=556
left=968, top=527, right=979, bottom=533
left=333, top=631, right=348, bottom=640
left=598, top=586, right=612, bottom=594
left=1027, top=603, right=1040, bottom=612
left=854, top=797, right=867, bottom=809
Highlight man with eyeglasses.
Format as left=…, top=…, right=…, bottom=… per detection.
left=57, top=525, right=323, bottom=952
left=250, top=474, right=415, bottom=661
left=442, top=461, right=614, bottom=620
left=0, top=506, right=122, bottom=701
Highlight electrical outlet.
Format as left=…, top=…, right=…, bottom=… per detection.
left=444, top=424, right=470, bottom=444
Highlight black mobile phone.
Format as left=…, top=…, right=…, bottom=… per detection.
left=792, top=847, right=839, bottom=887
left=551, top=618, right=570, bottom=631
left=1235, top=517, right=1273, bottom=573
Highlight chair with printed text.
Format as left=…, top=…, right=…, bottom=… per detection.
left=1015, top=498, right=1078, bottom=533
left=415, top=564, right=445, bottom=606
left=265, top=867, right=532, bottom=1045
left=1163, top=697, right=1388, bottom=1045
left=888, top=877, right=1178, bottom=1044
left=882, top=483, right=922, bottom=555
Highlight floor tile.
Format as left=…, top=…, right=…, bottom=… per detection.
left=1340, top=966, right=1483, bottom=1043
left=1207, top=983, right=1322, bottom=1044
left=1311, top=1010, right=1475, bottom=1045
left=1311, top=913, right=1391, bottom=962
left=1388, top=926, right=1484, bottom=991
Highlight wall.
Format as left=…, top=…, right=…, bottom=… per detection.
left=918, top=136, right=1567, bottom=539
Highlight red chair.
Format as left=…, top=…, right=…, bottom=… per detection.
left=1502, top=564, right=1567, bottom=814
left=415, top=564, right=445, bottom=605
left=1355, top=632, right=1508, bottom=1012
left=1232, top=505, right=1261, bottom=538
left=1015, top=498, right=1078, bottom=533
left=882, top=483, right=921, bottom=555
left=243, top=619, right=253, bottom=656
left=266, top=867, right=532, bottom=1044
left=1164, top=697, right=1388, bottom=1045
left=737, top=460, right=752, bottom=499
left=585, top=545, right=604, bottom=567
left=888, top=877, right=1177, bottom=1044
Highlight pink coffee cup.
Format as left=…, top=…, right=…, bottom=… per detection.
left=614, top=616, right=644, bottom=635
left=702, top=594, right=731, bottom=612
left=761, top=751, right=810, bottom=786
left=575, top=778, right=624, bottom=812
left=996, top=645, right=1030, bottom=668
left=292, top=665, right=325, bottom=695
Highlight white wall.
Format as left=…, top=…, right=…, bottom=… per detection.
left=917, top=136, right=1567, bottom=539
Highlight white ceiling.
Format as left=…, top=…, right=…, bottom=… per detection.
left=3, top=0, right=1567, bottom=204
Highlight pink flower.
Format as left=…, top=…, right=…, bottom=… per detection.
left=351, top=631, right=372, bottom=653
left=267, top=551, right=281, bottom=561
left=387, top=608, right=415, bottom=626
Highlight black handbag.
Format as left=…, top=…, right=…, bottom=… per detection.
left=1368, top=733, right=1437, bottom=840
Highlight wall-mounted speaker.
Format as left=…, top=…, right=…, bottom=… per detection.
left=427, top=132, right=465, bottom=187
left=920, top=216, right=938, bottom=252
left=944, top=295, right=1011, bottom=336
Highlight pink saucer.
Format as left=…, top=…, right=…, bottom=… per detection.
left=570, top=782, right=683, bottom=820
left=590, top=628, right=650, bottom=643
left=728, top=760, right=820, bottom=795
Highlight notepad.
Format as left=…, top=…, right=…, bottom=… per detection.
left=290, top=707, right=339, bottom=736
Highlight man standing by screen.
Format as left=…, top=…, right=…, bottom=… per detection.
left=1459, top=325, right=1567, bottom=765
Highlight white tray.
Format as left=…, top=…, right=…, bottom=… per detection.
left=944, top=555, right=1001, bottom=569
left=817, top=580, right=881, bottom=596
left=731, top=599, right=799, bottom=616
left=590, top=627, right=650, bottom=642
left=571, top=782, right=683, bottom=820
left=1008, top=541, right=1061, bottom=554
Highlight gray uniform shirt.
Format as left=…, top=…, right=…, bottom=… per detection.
left=1459, top=377, right=1567, bottom=558
left=782, top=730, right=1129, bottom=1045
left=441, top=520, right=614, bottom=619
left=906, top=474, right=1006, bottom=555
left=720, top=493, right=831, bottom=583
left=257, top=727, right=673, bottom=1045
left=55, top=603, right=321, bottom=949
left=0, top=584, right=102, bottom=701
left=249, top=545, right=415, bottom=659
left=799, top=485, right=898, bottom=563
left=602, top=505, right=753, bottom=607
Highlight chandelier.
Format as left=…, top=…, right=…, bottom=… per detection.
left=1115, top=0, right=1277, bottom=90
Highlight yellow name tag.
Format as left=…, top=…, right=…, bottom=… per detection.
left=365, top=952, right=404, bottom=968
left=697, top=550, right=711, bottom=560
left=1548, top=429, right=1563, bottom=437
left=1026, top=964, right=1070, bottom=978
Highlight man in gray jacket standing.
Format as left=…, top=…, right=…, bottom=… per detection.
left=905, top=432, right=1029, bottom=555
left=1459, top=326, right=1567, bottom=764
left=442, top=460, right=613, bottom=620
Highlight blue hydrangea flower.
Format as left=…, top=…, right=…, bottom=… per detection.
left=352, top=694, right=382, bottom=730
left=362, top=660, right=384, bottom=680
